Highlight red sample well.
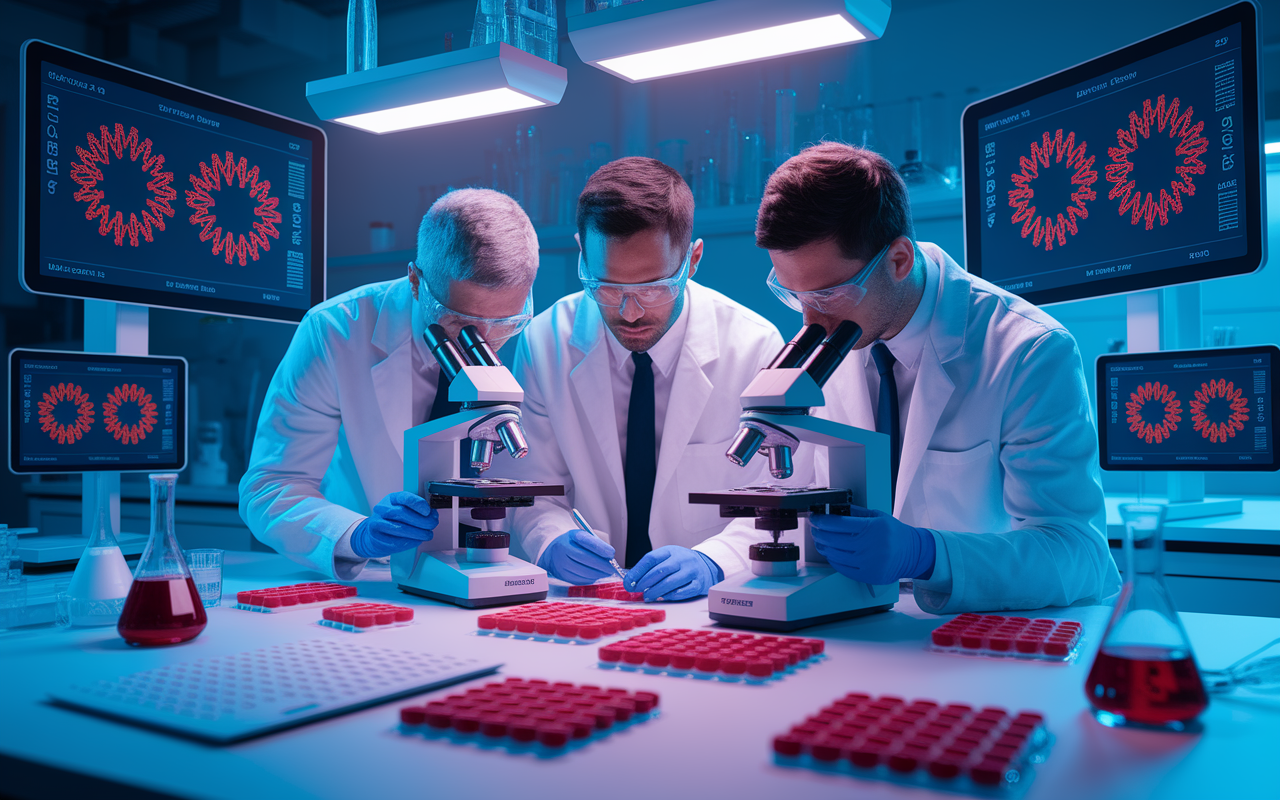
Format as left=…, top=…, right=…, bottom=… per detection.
left=930, top=614, right=1082, bottom=661
left=117, top=576, right=208, bottom=647
left=1085, top=645, right=1208, bottom=727
left=771, top=692, right=1050, bottom=791
left=599, top=628, right=825, bottom=682
left=399, top=677, right=659, bottom=753
left=235, top=582, right=357, bottom=611
left=321, top=602, right=415, bottom=631
left=477, top=601, right=663, bottom=643
left=567, top=581, right=645, bottom=602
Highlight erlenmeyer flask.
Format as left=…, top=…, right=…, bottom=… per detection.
left=117, top=474, right=207, bottom=646
left=66, top=474, right=133, bottom=626
left=1085, top=503, right=1208, bottom=731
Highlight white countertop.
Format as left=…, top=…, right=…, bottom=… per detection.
left=2, top=552, right=1276, bottom=800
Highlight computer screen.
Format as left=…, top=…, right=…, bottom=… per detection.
left=962, top=2, right=1263, bottom=306
left=20, top=40, right=326, bottom=323
left=9, top=349, right=188, bottom=475
left=1097, top=345, right=1276, bottom=472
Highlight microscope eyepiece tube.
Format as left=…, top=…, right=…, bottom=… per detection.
left=458, top=325, right=502, bottom=367
left=766, top=323, right=827, bottom=370
left=726, top=425, right=767, bottom=467
left=802, top=321, right=863, bottom=388
left=423, top=323, right=470, bottom=381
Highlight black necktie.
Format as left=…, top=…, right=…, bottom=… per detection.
left=871, top=342, right=900, bottom=502
left=624, top=351, right=656, bottom=568
left=428, top=368, right=476, bottom=479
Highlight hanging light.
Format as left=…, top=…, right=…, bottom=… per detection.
left=567, top=0, right=890, bottom=82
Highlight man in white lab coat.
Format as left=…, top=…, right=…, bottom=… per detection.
left=240, top=189, right=540, bottom=579
left=494, top=157, right=788, bottom=601
left=755, top=143, right=1120, bottom=613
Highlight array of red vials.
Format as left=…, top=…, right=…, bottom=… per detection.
left=234, top=582, right=357, bottom=612
left=600, top=628, right=824, bottom=682
left=930, top=614, right=1083, bottom=661
left=399, top=677, right=659, bottom=752
left=477, top=601, right=664, bottom=644
left=320, top=602, right=414, bottom=632
left=567, top=581, right=644, bottom=602
left=773, top=692, right=1049, bottom=791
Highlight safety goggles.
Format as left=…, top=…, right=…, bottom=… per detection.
left=411, top=262, right=534, bottom=343
left=766, top=240, right=894, bottom=315
left=578, top=243, right=693, bottom=310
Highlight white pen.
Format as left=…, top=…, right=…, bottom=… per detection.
left=571, top=508, right=628, bottom=581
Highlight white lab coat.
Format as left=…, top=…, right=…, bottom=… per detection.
left=819, top=243, right=1121, bottom=613
left=239, top=278, right=432, bottom=578
left=491, top=280, right=797, bottom=577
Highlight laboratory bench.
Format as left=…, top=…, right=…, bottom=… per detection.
left=1, top=552, right=1277, bottom=800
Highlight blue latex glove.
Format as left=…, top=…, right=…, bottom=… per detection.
left=810, top=507, right=936, bottom=585
left=349, top=492, right=439, bottom=559
left=624, top=546, right=724, bottom=602
left=538, top=530, right=618, bottom=585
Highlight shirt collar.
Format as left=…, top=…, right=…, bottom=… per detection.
left=865, top=243, right=938, bottom=371
left=604, top=290, right=691, bottom=378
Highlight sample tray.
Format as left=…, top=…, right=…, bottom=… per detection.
left=567, top=581, right=644, bottom=601
left=399, top=677, right=659, bottom=755
left=477, top=601, right=664, bottom=644
left=234, top=582, right=357, bottom=612
left=319, top=602, right=415, bottom=632
left=599, top=628, right=825, bottom=683
left=930, top=614, right=1083, bottom=662
left=50, top=640, right=501, bottom=743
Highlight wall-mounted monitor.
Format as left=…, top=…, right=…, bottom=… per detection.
left=962, top=2, right=1263, bottom=306
left=21, top=40, right=326, bottom=323
left=9, top=349, right=188, bottom=475
left=1097, top=345, right=1276, bottom=472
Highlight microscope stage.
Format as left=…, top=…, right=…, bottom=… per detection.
left=688, top=486, right=851, bottom=509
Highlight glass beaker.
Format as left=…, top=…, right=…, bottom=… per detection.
left=66, top=475, right=134, bottom=626
left=1085, top=503, right=1208, bottom=731
left=117, top=474, right=207, bottom=646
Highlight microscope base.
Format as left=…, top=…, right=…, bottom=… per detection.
left=391, top=549, right=548, bottom=608
left=707, top=565, right=895, bottom=632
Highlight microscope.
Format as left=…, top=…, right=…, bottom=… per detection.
left=391, top=324, right=563, bottom=608
left=689, top=321, right=895, bottom=631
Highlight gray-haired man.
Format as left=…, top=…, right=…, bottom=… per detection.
left=240, top=189, right=539, bottom=579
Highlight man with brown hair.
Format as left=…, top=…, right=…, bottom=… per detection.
left=756, top=142, right=1119, bottom=613
left=241, top=188, right=539, bottom=579
left=494, top=157, right=790, bottom=601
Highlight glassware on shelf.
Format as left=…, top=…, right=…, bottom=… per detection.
left=471, top=0, right=558, bottom=63
left=815, top=81, right=843, bottom=142
left=739, top=131, right=767, bottom=205
left=117, top=474, right=207, bottom=647
left=657, top=139, right=688, bottom=183
left=66, top=475, right=133, bottom=627
left=774, top=89, right=797, bottom=168
left=1085, top=503, right=1209, bottom=732
left=845, top=103, right=877, bottom=152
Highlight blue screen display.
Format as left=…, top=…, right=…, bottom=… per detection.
left=1100, top=348, right=1273, bottom=470
left=11, top=352, right=185, bottom=473
left=972, top=21, right=1248, bottom=299
left=37, top=60, right=316, bottom=313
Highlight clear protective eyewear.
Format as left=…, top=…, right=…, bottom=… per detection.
left=766, top=240, right=894, bottom=315
left=411, top=262, right=534, bottom=343
left=578, top=243, right=693, bottom=310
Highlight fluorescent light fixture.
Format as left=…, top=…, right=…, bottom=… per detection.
left=335, top=88, right=544, bottom=133
left=1266, top=141, right=1280, bottom=154
left=598, top=15, right=863, bottom=82
left=569, top=0, right=889, bottom=83
left=307, top=43, right=566, bottom=134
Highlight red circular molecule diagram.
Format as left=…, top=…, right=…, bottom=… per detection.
left=69, top=123, right=177, bottom=247
left=1106, top=95, right=1208, bottom=230
left=102, top=384, right=158, bottom=445
left=1190, top=378, right=1250, bottom=443
left=1126, top=381, right=1183, bottom=444
left=37, top=383, right=94, bottom=444
left=185, top=151, right=283, bottom=266
left=1007, top=129, right=1097, bottom=251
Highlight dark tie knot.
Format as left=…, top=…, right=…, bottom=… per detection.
left=632, top=351, right=653, bottom=369
left=871, top=342, right=896, bottom=375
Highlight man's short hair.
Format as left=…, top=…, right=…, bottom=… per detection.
left=577, top=157, right=694, bottom=258
left=756, top=143, right=914, bottom=262
left=417, top=188, right=539, bottom=298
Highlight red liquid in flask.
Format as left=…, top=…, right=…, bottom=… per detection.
left=1086, top=645, right=1208, bottom=726
left=117, top=576, right=208, bottom=646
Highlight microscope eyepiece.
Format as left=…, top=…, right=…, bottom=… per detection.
left=802, top=321, right=862, bottom=388
left=766, top=323, right=827, bottom=370
left=424, top=324, right=470, bottom=381
left=458, top=325, right=502, bottom=368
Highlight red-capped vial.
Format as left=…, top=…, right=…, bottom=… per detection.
left=695, top=656, right=721, bottom=673
left=621, top=649, right=648, bottom=666
left=536, top=723, right=571, bottom=748
left=394, top=607, right=414, bottom=622
left=632, top=691, right=658, bottom=713
left=773, top=734, right=804, bottom=757
left=599, top=646, right=623, bottom=664
left=721, top=658, right=748, bottom=676
left=496, top=617, right=518, bottom=632
left=400, top=706, right=427, bottom=725
left=927, top=757, right=964, bottom=780
left=646, top=652, right=671, bottom=669
left=970, top=759, right=1008, bottom=787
